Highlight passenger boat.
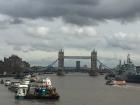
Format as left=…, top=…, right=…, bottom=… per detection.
left=9, top=75, right=30, bottom=93
left=21, top=78, right=30, bottom=85
left=15, top=84, right=29, bottom=99
left=106, top=79, right=126, bottom=85
left=5, top=80, right=11, bottom=86
left=30, top=75, right=38, bottom=82
left=8, top=81, right=20, bottom=92
left=24, top=74, right=31, bottom=79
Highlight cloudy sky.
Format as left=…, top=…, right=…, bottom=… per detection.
left=0, top=0, right=140, bottom=67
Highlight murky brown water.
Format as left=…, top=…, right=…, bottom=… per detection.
left=1, top=73, right=140, bottom=105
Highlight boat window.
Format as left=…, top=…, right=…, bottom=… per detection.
left=23, top=89, right=26, bottom=93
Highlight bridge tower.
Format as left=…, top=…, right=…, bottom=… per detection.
left=57, top=49, right=64, bottom=76
left=89, top=50, right=98, bottom=76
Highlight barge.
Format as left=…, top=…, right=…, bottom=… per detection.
left=15, top=77, right=60, bottom=100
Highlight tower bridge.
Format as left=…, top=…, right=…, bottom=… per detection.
left=37, top=49, right=114, bottom=76
left=57, top=49, right=98, bottom=76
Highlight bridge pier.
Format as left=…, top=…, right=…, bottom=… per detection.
left=57, top=49, right=64, bottom=76
left=89, top=50, right=98, bottom=76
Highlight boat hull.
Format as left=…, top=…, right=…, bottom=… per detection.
left=25, top=94, right=60, bottom=100
left=126, top=75, right=140, bottom=83
left=15, top=96, right=25, bottom=99
left=15, top=95, right=60, bottom=100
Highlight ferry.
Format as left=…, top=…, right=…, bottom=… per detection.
left=5, top=80, right=11, bottom=86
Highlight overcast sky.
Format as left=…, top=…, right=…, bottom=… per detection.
left=0, top=0, right=140, bottom=67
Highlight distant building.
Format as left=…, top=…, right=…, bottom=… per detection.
left=0, top=61, right=4, bottom=74
left=0, top=55, right=30, bottom=74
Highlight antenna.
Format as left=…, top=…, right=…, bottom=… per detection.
left=127, top=54, right=130, bottom=63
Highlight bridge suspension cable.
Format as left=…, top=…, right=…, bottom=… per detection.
left=97, top=59, right=114, bottom=73
left=47, top=59, right=58, bottom=67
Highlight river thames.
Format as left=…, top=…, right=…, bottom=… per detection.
left=0, top=73, right=140, bottom=105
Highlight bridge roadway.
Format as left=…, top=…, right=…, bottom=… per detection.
left=64, top=56, right=91, bottom=59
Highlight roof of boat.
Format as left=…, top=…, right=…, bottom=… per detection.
left=18, top=84, right=28, bottom=88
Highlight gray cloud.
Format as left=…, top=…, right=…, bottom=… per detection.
left=2, top=17, right=139, bottom=55
left=0, top=14, right=23, bottom=30
left=9, top=18, right=23, bottom=24
left=0, top=0, right=140, bottom=25
left=4, top=18, right=140, bottom=54
left=104, top=32, right=140, bottom=51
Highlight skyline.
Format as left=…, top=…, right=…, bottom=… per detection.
left=0, top=0, right=140, bottom=66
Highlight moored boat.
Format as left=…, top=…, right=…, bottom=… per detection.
left=114, top=54, right=140, bottom=83
left=8, top=81, right=20, bottom=92
left=30, top=75, right=38, bottom=82
left=21, top=78, right=30, bottom=85
left=5, top=80, right=11, bottom=86
left=15, top=84, right=28, bottom=99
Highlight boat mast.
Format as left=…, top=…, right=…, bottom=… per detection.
left=127, top=54, right=131, bottom=64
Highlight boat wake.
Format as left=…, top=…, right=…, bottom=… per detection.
left=113, top=84, right=140, bottom=89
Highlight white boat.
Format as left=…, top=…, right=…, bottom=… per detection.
left=38, top=78, right=52, bottom=87
left=106, top=79, right=126, bottom=85
left=8, top=81, right=20, bottom=92
left=24, top=74, right=31, bottom=79
left=30, top=75, right=39, bottom=82
left=21, top=78, right=30, bottom=85
left=5, top=80, right=11, bottom=86
left=15, top=84, right=28, bottom=99
left=43, top=78, right=52, bottom=85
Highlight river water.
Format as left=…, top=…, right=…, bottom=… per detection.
left=1, top=73, right=140, bottom=105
